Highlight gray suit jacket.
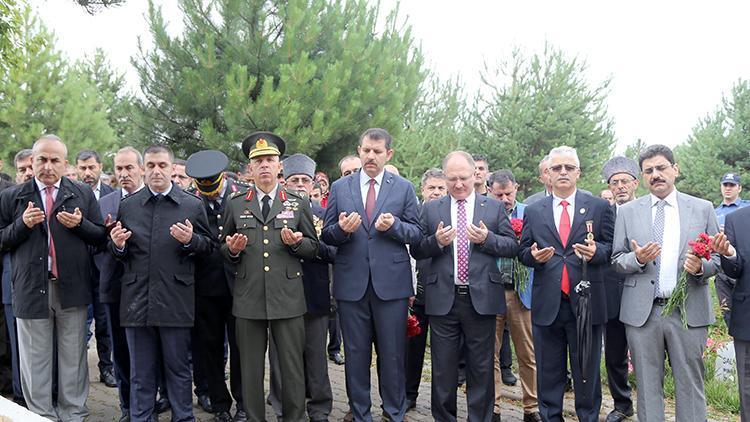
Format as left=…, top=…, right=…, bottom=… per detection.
left=612, top=191, right=720, bottom=328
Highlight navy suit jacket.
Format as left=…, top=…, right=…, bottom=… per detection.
left=95, top=188, right=124, bottom=304
left=322, top=170, right=422, bottom=301
left=302, top=204, right=336, bottom=315
left=603, top=203, right=627, bottom=320
left=518, top=191, right=614, bottom=326
left=720, top=206, right=750, bottom=341
left=411, top=194, right=518, bottom=316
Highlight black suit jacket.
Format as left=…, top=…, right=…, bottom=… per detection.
left=95, top=188, right=125, bottom=303
left=720, top=206, right=750, bottom=341
left=604, top=203, right=627, bottom=320
left=302, top=204, right=336, bottom=316
left=411, top=194, right=519, bottom=316
left=0, top=178, right=106, bottom=318
left=112, top=184, right=212, bottom=327
left=518, top=191, right=614, bottom=326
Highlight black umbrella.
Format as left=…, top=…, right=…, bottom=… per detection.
left=574, top=256, right=592, bottom=385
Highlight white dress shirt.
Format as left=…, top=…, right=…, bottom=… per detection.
left=552, top=190, right=577, bottom=233
left=149, top=183, right=173, bottom=197
left=652, top=189, right=680, bottom=298
left=93, top=181, right=102, bottom=201
left=257, top=184, right=279, bottom=208
left=450, top=191, right=475, bottom=284
left=121, top=184, right=145, bottom=199
left=359, top=170, right=384, bottom=207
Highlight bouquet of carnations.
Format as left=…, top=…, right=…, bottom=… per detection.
left=407, top=310, right=421, bottom=337
left=510, top=218, right=529, bottom=292
left=662, top=233, right=713, bottom=328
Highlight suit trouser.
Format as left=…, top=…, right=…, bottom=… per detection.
left=604, top=315, right=632, bottom=413
left=0, top=302, right=13, bottom=393
left=493, top=289, right=538, bottom=414
left=532, top=298, right=602, bottom=422
left=194, top=295, right=244, bottom=414
left=4, top=303, right=22, bottom=400
left=405, top=303, right=429, bottom=402
left=327, top=310, right=342, bottom=356
left=715, top=272, right=735, bottom=326
left=626, top=304, right=707, bottom=422
left=125, top=326, right=193, bottom=422
left=269, top=313, right=333, bottom=420
left=105, top=301, right=130, bottom=413
left=237, top=316, right=305, bottom=422
left=431, top=291, right=496, bottom=422
left=338, top=282, right=408, bottom=422
left=17, top=281, right=89, bottom=421
left=88, top=276, right=113, bottom=375
left=735, top=339, right=750, bottom=422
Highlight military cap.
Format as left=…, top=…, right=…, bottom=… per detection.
left=721, top=173, right=741, bottom=185
left=602, top=156, right=639, bottom=183
left=283, top=154, right=316, bottom=179
left=185, top=150, right=229, bottom=196
left=241, top=131, right=286, bottom=160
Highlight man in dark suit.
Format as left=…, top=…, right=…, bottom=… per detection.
left=322, top=128, right=422, bottom=421
left=0, top=135, right=107, bottom=421
left=412, top=152, right=518, bottom=421
left=185, top=150, right=247, bottom=422
left=713, top=208, right=750, bottom=421
left=268, top=153, right=336, bottom=421
left=600, top=157, right=639, bottom=422
left=405, top=168, right=447, bottom=411
left=75, top=149, right=116, bottom=388
left=518, top=146, right=614, bottom=422
left=95, top=146, right=145, bottom=421
left=221, top=132, right=319, bottom=422
left=109, top=145, right=212, bottom=422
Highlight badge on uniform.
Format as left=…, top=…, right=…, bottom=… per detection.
left=277, top=210, right=295, bottom=219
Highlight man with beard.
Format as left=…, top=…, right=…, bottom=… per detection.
left=600, top=156, right=640, bottom=422
left=75, top=150, right=116, bottom=389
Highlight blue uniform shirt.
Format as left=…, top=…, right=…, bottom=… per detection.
left=715, top=199, right=750, bottom=227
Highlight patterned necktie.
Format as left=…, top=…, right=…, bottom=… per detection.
left=365, top=179, right=376, bottom=221
left=652, top=199, right=666, bottom=297
left=456, top=199, right=469, bottom=284
left=45, top=186, right=58, bottom=277
left=559, top=200, right=571, bottom=294
left=261, top=195, right=271, bottom=220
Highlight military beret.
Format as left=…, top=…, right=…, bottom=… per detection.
left=602, top=156, right=639, bottom=183
left=185, top=150, right=229, bottom=195
left=241, top=131, right=286, bottom=160
left=283, top=154, right=316, bottom=179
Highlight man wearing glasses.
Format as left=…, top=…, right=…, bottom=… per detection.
left=518, top=146, right=614, bottom=422
left=612, top=144, right=720, bottom=421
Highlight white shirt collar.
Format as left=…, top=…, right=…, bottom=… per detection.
left=122, top=184, right=145, bottom=199
left=35, top=177, right=61, bottom=192
left=552, top=189, right=577, bottom=205
left=93, top=180, right=102, bottom=193
left=450, top=190, right=476, bottom=206
left=360, top=169, right=385, bottom=187
left=257, top=184, right=279, bottom=201
left=149, top=183, right=173, bottom=197
left=650, top=189, right=678, bottom=207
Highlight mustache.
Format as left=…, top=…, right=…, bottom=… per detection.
left=650, top=178, right=665, bottom=185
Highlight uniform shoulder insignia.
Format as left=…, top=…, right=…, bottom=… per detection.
left=185, top=186, right=201, bottom=198
left=230, top=190, right=245, bottom=199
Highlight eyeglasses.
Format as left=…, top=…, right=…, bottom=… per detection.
left=642, top=164, right=672, bottom=175
left=609, top=178, right=635, bottom=186
left=549, top=164, right=578, bottom=173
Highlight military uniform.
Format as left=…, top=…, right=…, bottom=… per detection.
left=220, top=132, right=319, bottom=422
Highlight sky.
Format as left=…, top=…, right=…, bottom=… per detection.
left=27, top=0, right=750, bottom=152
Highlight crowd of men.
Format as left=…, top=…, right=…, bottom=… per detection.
left=0, top=129, right=749, bottom=422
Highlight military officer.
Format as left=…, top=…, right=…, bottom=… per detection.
left=185, top=150, right=248, bottom=422
left=220, top=132, right=319, bottom=422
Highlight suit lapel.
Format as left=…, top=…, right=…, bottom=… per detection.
left=265, top=188, right=285, bottom=223
left=677, top=192, right=693, bottom=258
left=470, top=195, right=488, bottom=254
left=568, top=191, right=590, bottom=244
left=541, top=196, right=562, bottom=247
left=348, top=176, right=367, bottom=229
left=52, top=179, right=76, bottom=214
left=439, top=196, right=454, bottom=256
left=247, top=191, right=264, bottom=222
left=371, top=172, right=394, bottom=225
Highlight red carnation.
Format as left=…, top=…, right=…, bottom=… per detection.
left=510, top=218, right=523, bottom=239
left=406, top=314, right=421, bottom=337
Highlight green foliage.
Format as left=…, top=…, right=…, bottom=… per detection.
left=0, top=0, right=22, bottom=70
left=0, top=7, right=126, bottom=167
left=133, top=0, right=425, bottom=173
left=390, top=75, right=465, bottom=184
left=676, top=80, right=750, bottom=205
left=465, top=45, right=616, bottom=198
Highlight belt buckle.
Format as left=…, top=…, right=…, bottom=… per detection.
left=455, top=284, right=470, bottom=295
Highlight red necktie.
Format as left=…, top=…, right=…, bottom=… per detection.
left=45, top=186, right=58, bottom=278
left=559, top=200, right=571, bottom=294
left=365, top=179, right=376, bottom=221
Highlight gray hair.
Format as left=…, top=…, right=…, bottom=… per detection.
left=548, top=146, right=580, bottom=167
left=33, top=134, right=67, bottom=156
left=442, top=151, right=475, bottom=172
left=116, top=146, right=143, bottom=166
left=420, top=168, right=445, bottom=187
left=14, top=149, right=33, bottom=166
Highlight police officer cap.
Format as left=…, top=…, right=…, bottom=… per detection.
left=721, top=173, right=741, bottom=185
left=283, top=154, right=316, bottom=179
left=602, top=156, right=639, bottom=183
left=241, top=131, right=286, bottom=160
left=185, top=150, right=228, bottom=195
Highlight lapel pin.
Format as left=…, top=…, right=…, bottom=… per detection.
left=586, top=220, right=594, bottom=241
left=579, top=208, right=585, bottom=214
